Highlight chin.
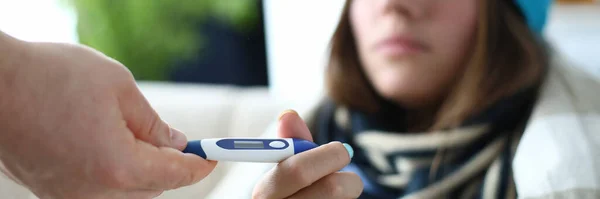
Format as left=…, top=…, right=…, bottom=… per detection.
left=372, top=72, right=435, bottom=108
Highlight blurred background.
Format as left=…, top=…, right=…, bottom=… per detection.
left=0, top=0, right=268, bottom=86
left=0, top=0, right=598, bottom=103
left=0, top=1, right=598, bottom=198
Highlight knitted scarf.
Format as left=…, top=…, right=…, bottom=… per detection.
left=313, top=88, right=538, bottom=199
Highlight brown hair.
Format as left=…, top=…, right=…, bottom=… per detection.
left=325, top=0, right=547, bottom=130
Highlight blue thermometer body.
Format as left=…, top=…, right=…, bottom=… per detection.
left=182, top=138, right=318, bottom=162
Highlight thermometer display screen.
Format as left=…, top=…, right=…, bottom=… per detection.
left=234, top=141, right=265, bottom=149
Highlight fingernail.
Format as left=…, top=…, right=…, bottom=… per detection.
left=343, top=143, right=354, bottom=159
left=278, top=109, right=298, bottom=121
left=170, top=128, right=187, bottom=149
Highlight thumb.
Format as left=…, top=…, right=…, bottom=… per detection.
left=276, top=110, right=313, bottom=142
left=118, top=82, right=187, bottom=150
left=131, top=140, right=217, bottom=191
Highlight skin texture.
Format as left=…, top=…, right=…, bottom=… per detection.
left=253, top=111, right=363, bottom=199
left=1, top=0, right=479, bottom=197
left=0, top=33, right=217, bottom=199
left=254, top=0, right=479, bottom=198
left=350, top=0, right=478, bottom=108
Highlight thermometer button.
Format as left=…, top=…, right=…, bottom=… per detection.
left=269, top=141, right=286, bottom=149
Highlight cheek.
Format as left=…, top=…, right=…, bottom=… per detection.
left=429, top=1, right=478, bottom=70
left=410, top=0, right=478, bottom=95
left=349, top=1, right=375, bottom=54
left=349, top=2, right=384, bottom=87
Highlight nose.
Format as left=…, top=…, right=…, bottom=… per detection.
left=379, top=0, right=431, bottom=20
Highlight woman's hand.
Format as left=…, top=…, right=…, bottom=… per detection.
left=0, top=33, right=216, bottom=199
left=252, top=110, right=363, bottom=199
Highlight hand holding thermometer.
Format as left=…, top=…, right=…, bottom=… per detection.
left=182, top=138, right=318, bottom=163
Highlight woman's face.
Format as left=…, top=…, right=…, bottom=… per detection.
left=350, top=0, right=478, bottom=108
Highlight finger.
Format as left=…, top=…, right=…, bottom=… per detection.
left=169, top=128, right=188, bottom=151
left=253, top=142, right=353, bottom=199
left=130, top=140, right=217, bottom=190
left=277, top=109, right=313, bottom=141
left=117, top=80, right=187, bottom=150
left=288, top=172, right=363, bottom=199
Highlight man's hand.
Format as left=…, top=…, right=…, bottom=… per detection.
left=0, top=32, right=216, bottom=199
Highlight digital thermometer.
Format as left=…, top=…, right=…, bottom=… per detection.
left=182, top=138, right=318, bottom=162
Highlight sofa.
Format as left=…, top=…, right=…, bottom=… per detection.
left=2, top=3, right=599, bottom=199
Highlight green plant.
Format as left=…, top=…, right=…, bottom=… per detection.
left=62, top=0, right=258, bottom=80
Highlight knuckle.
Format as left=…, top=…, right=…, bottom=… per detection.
left=114, top=65, right=136, bottom=84
left=180, top=163, right=197, bottom=186
left=283, top=162, right=312, bottom=187
left=110, top=169, right=133, bottom=189
left=147, top=115, right=171, bottom=146
left=251, top=188, right=266, bottom=199
left=109, top=66, right=134, bottom=85
left=322, top=142, right=349, bottom=162
left=343, top=172, right=364, bottom=197
left=252, top=170, right=277, bottom=199
left=350, top=173, right=365, bottom=195
left=323, top=176, right=344, bottom=197
left=159, top=150, right=191, bottom=189
left=170, top=149, right=207, bottom=188
left=96, top=162, right=133, bottom=189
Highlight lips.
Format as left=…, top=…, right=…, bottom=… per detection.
left=375, top=36, right=427, bottom=57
